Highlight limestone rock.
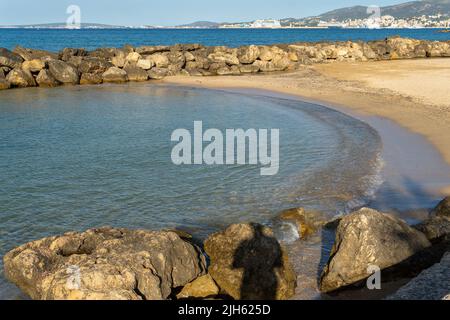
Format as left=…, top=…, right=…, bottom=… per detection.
left=208, top=52, right=240, bottom=66
left=111, top=51, right=126, bottom=68
left=3, top=227, right=207, bottom=300
left=102, top=67, right=128, bottom=83
left=80, top=73, right=103, bottom=85
left=13, top=46, right=58, bottom=61
left=239, top=64, right=260, bottom=74
left=59, top=48, right=87, bottom=62
left=319, top=208, right=431, bottom=293
left=0, top=69, right=10, bottom=90
left=176, top=274, right=220, bottom=299
left=47, top=60, right=80, bottom=85
left=237, top=45, right=260, bottom=64
left=136, top=58, right=154, bottom=70
left=253, top=60, right=277, bottom=73
left=6, top=68, right=36, bottom=88
left=431, top=197, right=450, bottom=218
left=204, top=223, right=297, bottom=300
left=125, top=52, right=141, bottom=64
left=277, top=208, right=327, bottom=239
left=0, top=48, right=24, bottom=68
left=135, top=46, right=170, bottom=55
left=22, top=59, right=46, bottom=73
left=147, top=54, right=170, bottom=68
left=124, top=66, right=148, bottom=82
left=78, top=57, right=112, bottom=74
left=147, top=67, right=168, bottom=80
left=36, top=69, right=60, bottom=87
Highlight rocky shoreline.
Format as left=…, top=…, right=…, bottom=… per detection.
left=3, top=197, right=449, bottom=300
left=1, top=37, right=450, bottom=91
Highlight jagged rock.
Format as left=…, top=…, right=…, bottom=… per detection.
left=47, top=60, right=80, bottom=85
left=13, top=46, right=58, bottom=61
left=3, top=227, right=207, bottom=300
left=167, top=51, right=186, bottom=69
left=22, top=59, right=46, bottom=73
left=272, top=54, right=292, bottom=71
left=0, top=68, right=10, bottom=90
left=135, top=46, right=170, bottom=55
left=136, top=58, right=154, bottom=70
left=102, top=67, right=128, bottom=83
left=204, top=223, right=297, bottom=300
left=59, top=48, right=87, bottom=62
left=6, top=68, right=36, bottom=88
left=253, top=60, right=277, bottom=72
left=86, top=48, right=115, bottom=60
left=415, top=197, right=450, bottom=242
left=208, top=52, right=240, bottom=66
left=239, top=64, right=260, bottom=74
left=147, top=67, right=168, bottom=80
left=36, top=69, right=60, bottom=87
left=387, top=253, right=450, bottom=300
left=184, top=51, right=195, bottom=62
left=176, top=274, right=220, bottom=299
left=124, top=66, right=148, bottom=82
left=319, top=208, right=431, bottom=293
left=78, top=57, right=112, bottom=74
left=147, top=54, right=170, bottom=68
left=237, top=45, right=260, bottom=64
left=432, top=197, right=450, bottom=218
left=0, top=48, right=24, bottom=68
left=111, top=51, right=126, bottom=68
left=80, top=73, right=103, bottom=85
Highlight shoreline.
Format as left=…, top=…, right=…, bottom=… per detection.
left=162, top=60, right=450, bottom=198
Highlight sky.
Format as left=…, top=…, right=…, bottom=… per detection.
left=0, top=0, right=408, bottom=26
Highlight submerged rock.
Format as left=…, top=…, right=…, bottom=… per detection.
left=387, top=253, right=450, bottom=300
left=204, top=223, right=297, bottom=300
left=277, top=208, right=327, bottom=239
left=320, top=208, right=431, bottom=293
left=3, top=227, right=207, bottom=300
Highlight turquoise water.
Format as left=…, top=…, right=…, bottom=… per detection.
left=0, top=28, right=449, bottom=51
left=0, top=84, right=382, bottom=298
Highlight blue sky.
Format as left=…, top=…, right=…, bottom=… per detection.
left=1, top=0, right=407, bottom=26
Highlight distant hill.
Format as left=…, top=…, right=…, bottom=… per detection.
left=0, top=23, right=128, bottom=29
left=176, top=21, right=221, bottom=28
left=314, top=0, right=450, bottom=21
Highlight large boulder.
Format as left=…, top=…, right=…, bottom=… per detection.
left=387, top=253, right=450, bottom=300
left=80, top=73, right=103, bottom=85
left=22, top=59, right=46, bottom=73
left=147, top=67, right=168, bottom=80
left=3, top=227, right=207, bottom=300
left=147, top=54, right=169, bottom=68
left=124, top=66, right=148, bottom=82
left=5, top=68, right=36, bottom=88
left=431, top=197, right=450, bottom=218
left=416, top=197, right=450, bottom=242
left=135, top=46, right=170, bottom=55
left=47, top=60, right=80, bottom=84
left=204, top=223, right=296, bottom=300
left=176, top=274, right=220, bottom=300
left=237, top=45, right=260, bottom=64
left=320, top=208, right=431, bottom=293
left=208, top=52, right=240, bottom=66
left=78, top=57, right=113, bottom=74
left=36, top=69, right=60, bottom=87
left=102, top=67, right=128, bottom=83
left=13, top=46, right=58, bottom=61
left=0, top=48, right=24, bottom=69
left=0, top=68, right=10, bottom=90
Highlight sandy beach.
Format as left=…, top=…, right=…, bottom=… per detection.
left=163, top=58, right=450, bottom=195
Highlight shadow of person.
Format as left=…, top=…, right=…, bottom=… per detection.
left=232, top=223, right=283, bottom=300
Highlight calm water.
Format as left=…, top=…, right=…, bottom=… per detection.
left=0, top=28, right=449, bottom=51
left=0, top=84, right=382, bottom=298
